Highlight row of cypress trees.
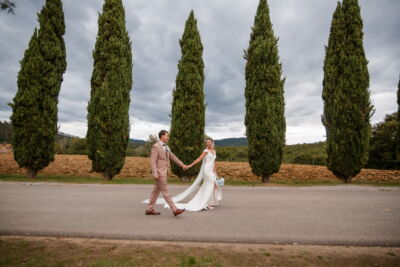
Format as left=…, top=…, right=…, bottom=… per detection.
left=9, top=0, right=132, bottom=180
left=241, top=0, right=375, bottom=183
left=9, top=0, right=204, bottom=181
left=171, top=0, right=375, bottom=184
left=9, top=0, right=386, bottom=184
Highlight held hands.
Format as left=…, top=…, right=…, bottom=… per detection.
left=182, top=164, right=193, bottom=170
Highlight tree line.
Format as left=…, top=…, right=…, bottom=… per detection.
left=6, top=0, right=399, bottom=182
left=2, top=118, right=398, bottom=170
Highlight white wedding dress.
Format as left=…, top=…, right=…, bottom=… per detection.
left=142, top=149, right=222, bottom=211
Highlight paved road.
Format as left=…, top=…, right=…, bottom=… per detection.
left=0, top=182, right=399, bottom=246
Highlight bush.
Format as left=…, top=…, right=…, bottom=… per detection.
left=367, top=112, right=399, bottom=170
left=293, top=153, right=326, bottom=166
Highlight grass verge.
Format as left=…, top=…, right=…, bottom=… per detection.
left=1, top=236, right=399, bottom=267
left=0, top=173, right=399, bottom=187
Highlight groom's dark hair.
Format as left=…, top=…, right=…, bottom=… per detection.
left=158, top=130, right=169, bottom=139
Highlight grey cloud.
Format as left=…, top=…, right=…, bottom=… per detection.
left=0, top=0, right=399, bottom=144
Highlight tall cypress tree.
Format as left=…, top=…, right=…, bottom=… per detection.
left=9, top=0, right=66, bottom=178
left=86, top=0, right=132, bottom=180
left=169, top=10, right=205, bottom=182
left=397, top=76, right=400, bottom=161
left=322, top=2, right=343, bottom=104
left=244, top=0, right=286, bottom=183
left=322, top=2, right=344, bottom=179
left=322, top=0, right=373, bottom=183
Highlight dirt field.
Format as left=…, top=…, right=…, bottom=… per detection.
left=1, top=153, right=399, bottom=183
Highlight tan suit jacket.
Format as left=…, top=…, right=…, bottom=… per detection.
left=150, top=142, right=184, bottom=178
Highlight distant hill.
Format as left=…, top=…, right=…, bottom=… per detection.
left=215, top=137, right=247, bottom=147
left=57, top=131, right=79, bottom=139
left=1, top=120, right=80, bottom=143
left=129, top=139, right=145, bottom=144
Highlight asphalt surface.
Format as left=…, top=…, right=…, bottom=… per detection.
left=0, top=181, right=399, bottom=246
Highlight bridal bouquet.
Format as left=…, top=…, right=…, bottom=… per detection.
left=216, top=177, right=224, bottom=186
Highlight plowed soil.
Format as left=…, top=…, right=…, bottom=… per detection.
left=1, top=153, right=399, bottom=183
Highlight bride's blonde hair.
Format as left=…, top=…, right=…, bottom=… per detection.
left=205, top=137, right=215, bottom=150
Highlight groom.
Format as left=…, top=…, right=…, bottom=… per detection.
left=145, top=130, right=188, bottom=216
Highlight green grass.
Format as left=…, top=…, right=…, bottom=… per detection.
left=1, top=237, right=400, bottom=267
left=269, top=179, right=400, bottom=187
left=91, top=256, right=138, bottom=267
left=0, top=173, right=399, bottom=187
left=0, top=173, right=162, bottom=184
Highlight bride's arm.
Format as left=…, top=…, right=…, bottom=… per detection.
left=188, top=151, right=207, bottom=168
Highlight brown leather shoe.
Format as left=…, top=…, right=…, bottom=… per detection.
left=173, top=208, right=185, bottom=216
left=145, top=209, right=160, bottom=215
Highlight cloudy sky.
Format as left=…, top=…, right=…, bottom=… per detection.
left=0, top=0, right=399, bottom=144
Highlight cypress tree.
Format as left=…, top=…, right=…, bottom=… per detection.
left=8, top=0, right=66, bottom=179
left=322, top=2, right=343, bottom=179
left=322, top=0, right=373, bottom=183
left=169, top=10, right=205, bottom=182
left=86, top=0, right=132, bottom=180
left=244, top=0, right=286, bottom=183
left=397, top=76, right=400, bottom=161
left=322, top=2, right=343, bottom=104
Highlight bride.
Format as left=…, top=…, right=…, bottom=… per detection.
left=143, top=137, right=222, bottom=212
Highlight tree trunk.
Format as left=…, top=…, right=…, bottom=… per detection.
left=262, top=175, right=270, bottom=183
left=27, top=167, right=37, bottom=179
left=103, top=171, right=112, bottom=181
left=181, top=176, right=191, bottom=183
left=344, top=176, right=352, bottom=183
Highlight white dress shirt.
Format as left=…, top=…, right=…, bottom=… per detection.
left=159, top=141, right=166, bottom=152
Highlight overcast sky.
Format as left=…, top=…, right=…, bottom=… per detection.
left=0, top=0, right=399, bottom=144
